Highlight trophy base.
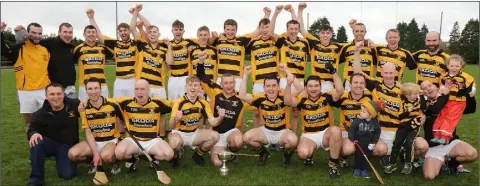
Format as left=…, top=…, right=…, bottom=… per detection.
left=220, top=168, right=229, bottom=176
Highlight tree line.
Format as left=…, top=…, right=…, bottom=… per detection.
left=1, top=18, right=478, bottom=65
left=308, top=17, right=479, bottom=64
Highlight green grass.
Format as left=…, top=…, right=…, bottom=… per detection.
left=1, top=63, right=478, bottom=185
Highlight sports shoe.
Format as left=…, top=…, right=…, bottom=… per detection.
left=383, top=163, right=397, bottom=174
left=110, top=163, right=121, bottom=175
left=281, top=151, right=293, bottom=168
left=256, top=147, right=270, bottom=166
left=87, top=163, right=97, bottom=174
left=229, top=154, right=239, bottom=164
left=353, top=169, right=361, bottom=178
left=149, top=160, right=160, bottom=169
left=437, top=138, right=447, bottom=145
left=171, top=154, right=180, bottom=168
left=457, top=165, right=471, bottom=173
left=401, top=162, right=413, bottom=174
left=125, top=156, right=139, bottom=173
left=362, top=169, right=370, bottom=178
left=430, top=138, right=440, bottom=144
left=192, top=151, right=205, bottom=167
left=339, top=157, right=349, bottom=168
left=304, top=158, right=314, bottom=167
left=329, top=166, right=340, bottom=179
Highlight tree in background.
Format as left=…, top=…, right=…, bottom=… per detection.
left=336, top=26, right=348, bottom=43
left=420, top=24, right=429, bottom=41
left=396, top=21, right=408, bottom=49
left=42, top=33, right=84, bottom=46
left=405, top=18, right=423, bottom=52
left=458, top=19, right=479, bottom=64
left=448, top=21, right=462, bottom=55
left=308, top=16, right=336, bottom=41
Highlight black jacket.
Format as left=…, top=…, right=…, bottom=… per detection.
left=40, top=37, right=76, bottom=87
left=348, top=118, right=381, bottom=144
left=27, top=98, right=80, bottom=146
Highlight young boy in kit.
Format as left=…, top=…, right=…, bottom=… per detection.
left=348, top=100, right=384, bottom=178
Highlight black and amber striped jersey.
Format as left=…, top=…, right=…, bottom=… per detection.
left=338, top=41, right=377, bottom=79
left=169, top=38, right=198, bottom=77
left=117, top=97, right=172, bottom=141
left=74, top=43, right=113, bottom=86
left=412, top=49, right=449, bottom=87
left=399, top=96, right=426, bottom=127
left=251, top=91, right=290, bottom=131
left=375, top=46, right=416, bottom=82
left=305, top=33, right=343, bottom=82
left=247, top=38, right=279, bottom=83
left=81, top=97, right=123, bottom=141
left=334, top=90, right=373, bottom=131
left=296, top=94, right=335, bottom=133
left=197, top=64, right=249, bottom=133
left=190, top=45, right=217, bottom=83
left=135, top=41, right=168, bottom=88
left=365, top=77, right=403, bottom=131
left=104, top=36, right=138, bottom=79
left=441, top=71, right=476, bottom=102
left=276, top=33, right=310, bottom=80
left=213, top=34, right=252, bottom=77
left=172, top=96, right=213, bottom=132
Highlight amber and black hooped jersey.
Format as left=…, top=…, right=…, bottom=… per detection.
left=197, top=63, right=249, bottom=133
left=247, top=38, right=279, bottom=83
left=375, top=46, right=416, bottom=82
left=190, top=45, right=217, bottom=83
left=172, top=96, right=213, bottom=132
left=334, top=90, right=373, bottom=131
left=213, top=34, right=252, bottom=77
left=365, top=76, right=403, bottom=131
left=135, top=41, right=168, bottom=88
left=412, top=49, right=449, bottom=87
left=251, top=91, right=290, bottom=131
left=117, top=97, right=172, bottom=141
left=104, top=36, right=138, bottom=79
left=399, top=96, right=426, bottom=126
left=296, top=94, right=335, bottom=133
left=169, top=38, right=198, bottom=77
left=81, top=97, right=123, bottom=141
left=441, top=71, right=476, bottom=102
left=276, top=33, right=310, bottom=80
left=305, top=33, right=343, bottom=82
left=337, top=41, right=377, bottom=79
left=74, top=43, right=113, bottom=86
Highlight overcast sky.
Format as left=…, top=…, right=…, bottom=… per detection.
left=1, top=2, right=478, bottom=45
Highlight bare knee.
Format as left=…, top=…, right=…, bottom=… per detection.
left=164, top=148, right=174, bottom=161
left=243, top=132, right=254, bottom=144
left=114, top=146, right=127, bottom=160
left=101, top=153, right=114, bottom=164
left=423, top=169, right=438, bottom=180
left=68, top=149, right=80, bottom=161
left=342, top=142, right=355, bottom=156
left=465, top=149, right=478, bottom=161
left=329, top=127, right=342, bottom=139
left=211, top=132, right=220, bottom=143
left=297, top=147, right=310, bottom=160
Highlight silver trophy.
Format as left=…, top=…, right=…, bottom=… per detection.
left=217, top=151, right=233, bottom=176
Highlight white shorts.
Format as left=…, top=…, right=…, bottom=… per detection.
left=301, top=129, right=329, bottom=151
left=321, top=80, right=334, bottom=93
left=168, top=76, right=187, bottom=101
left=279, top=78, right=304, bottom=90
left=380, top=130, right=396, bottom=155
left=113, top=77, right=135, bottom=98
left=171, top=129, right=199, bottom=147
left=124, top=137, right=163, bottom=155
left=150, top=88, right=166, bottom=99
left=214, top=128, right=240, bottom=147
left=64, top=85, right=76, bottom=99
left=216, top=77, right=242, bottom=92
left=425, top=139, right=463, bottom=162
left=78, top=86, right=109, bottom=101
left=96, top=138, right=118, bottom=152
left=253, top=83, right=264, bottom=94
left=17, top=89, right=45, bottom=114
left=260, top=126, right=287, bottom=145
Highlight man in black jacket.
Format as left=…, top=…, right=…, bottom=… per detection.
left=420, top=80, right=477, bottom=180
left=27, top=83, right=80, bottom=186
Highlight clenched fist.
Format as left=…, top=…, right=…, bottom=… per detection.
left=174, top=110, right=183, bottom=122
left=263, top=7, right=272, bottom=15
left=244, top=66, right=252, bottom=74
left=86, top=9, right=95, bottom=18
left=135, top=4, right=143, bottom=12
left=216, top=106, right=225, bottom=117
left=284, top=4, right=293, bottom=12
left=298, top=2, right=307, bottom=10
